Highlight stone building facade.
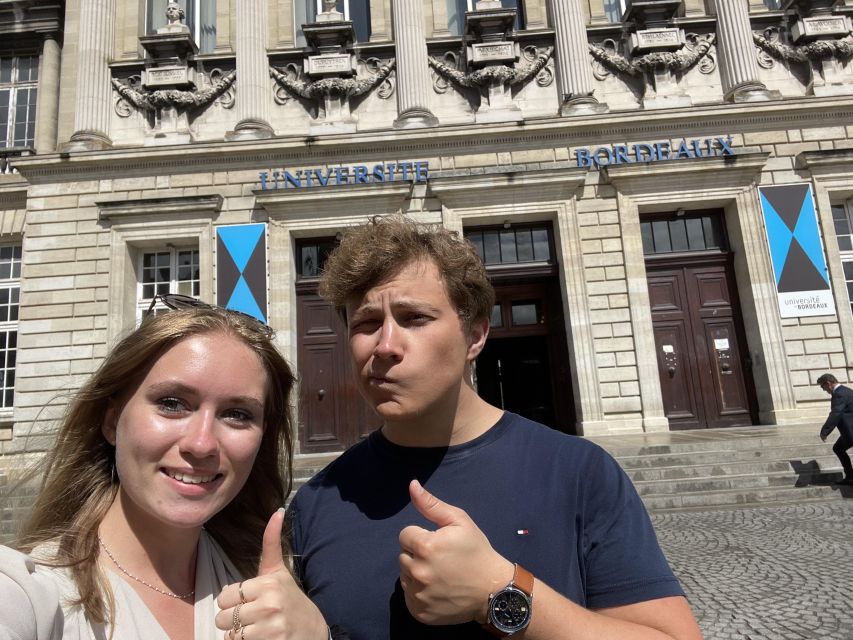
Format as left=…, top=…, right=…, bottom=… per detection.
left=3, top=0, right=853, bottom=536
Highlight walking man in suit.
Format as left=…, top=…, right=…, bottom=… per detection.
left=816, top=373, right=853, bottom=486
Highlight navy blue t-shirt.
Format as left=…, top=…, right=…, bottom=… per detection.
left=288, top=413, right=682, bottom=640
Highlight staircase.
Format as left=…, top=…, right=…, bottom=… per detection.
left=588, top=424, right=851, bottom=512
left=290, top=425, right=851, bottom=512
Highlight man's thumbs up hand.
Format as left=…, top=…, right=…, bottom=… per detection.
left=398, top=480, right=513, bottom=626
left=215, top=509, right=329, bottom=640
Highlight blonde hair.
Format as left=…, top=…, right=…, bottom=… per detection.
left=17, top=308, right=295, bottom=626
left=319, top=215, right=495, bottom=330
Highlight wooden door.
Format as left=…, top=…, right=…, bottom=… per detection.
left=647, top=258, right=757, bottom=429
left=296, top=290, right=377, bottom=453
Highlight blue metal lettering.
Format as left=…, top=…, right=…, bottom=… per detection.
left=675, top=140, right=693, bottom=159
left=613, top=145, right=632, bottom=165
left=576, top=148, right=592, bottom=168
left=373, top=164, right=386, bottom=182
left=400, top=161, right=413, bottom=181
left=594, top=146, right=615, bottom=168
left=717, top=135, right=735, bottom=156
left=691, top=139, right=705, bottom=157
left=272, top=171, right=282, bottom=189
left=654, top=141, right=671, bottom=161
left=634, top=143, right=657, bottom=163
left=386, top=163, right=397, bottom=181
left=314, top=168, right=330, bottom=187
left=259, top=171, right=269, bottom=190
left=414, top=161, right=429, bottom=183
left=334, top=167, right=349, bottom=185
left=354, top=165, right=369, bottom=184
left=284, top=170, right=302, bottom=188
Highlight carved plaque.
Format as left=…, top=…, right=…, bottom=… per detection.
left=471, top=42, right=516, bottom=65
left=631, top=28, right=684, bottom=53
left=792, top=16, right=851, bottom=42
left=144, top=66, right=190, bottom=88
left=306, top=54, right=353, bottom=77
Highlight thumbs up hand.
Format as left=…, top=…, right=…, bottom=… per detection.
left=399, top=480, right=514, bottom=626
left=215, top=508, right=329, bottom=640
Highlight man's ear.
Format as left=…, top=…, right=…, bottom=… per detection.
left=102, top=406, right=118, bottom=446
left=466, top=317, right=490, bottom=361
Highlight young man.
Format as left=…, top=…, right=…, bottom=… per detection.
left=288, top=217, right=702, bottom=640
left=816, top=373, right=853, bottom=486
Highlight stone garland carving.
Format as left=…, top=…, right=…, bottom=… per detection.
left=268, top=59, right=396, bottom=102
left=588, top=33, right=717, bottom=78
left=427, top=46, right=553, bottom=92
left=112, top=69, right=236, bottom=115
left=752, top=30, right=853, bottom=65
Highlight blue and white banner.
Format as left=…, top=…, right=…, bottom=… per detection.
left=216, top=224, right=268, bottom=324
left=758, top=184, right=835, bottom=318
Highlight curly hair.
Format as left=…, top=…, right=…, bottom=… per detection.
left=319, top=216, right=494, bottom=329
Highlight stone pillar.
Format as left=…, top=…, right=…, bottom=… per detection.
left=35, top=34, right=61, bottom=154
left=228, top=0, right=274, bottom=139
left=392, top=0, right=438, bottom=129
left=715, top=0, right=778, bottom=102
left=551, top=0, right=608, bottom=115
left=67, top=0, right=115, bottom=150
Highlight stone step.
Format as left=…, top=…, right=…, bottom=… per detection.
left=596, top=432, right=826, bottom=458
left=624, top=456, right=840, bottom=482
left=632, top=465, right=849, bottom=495
left=615, top=441, right=835, bottom=468
left=641, top=483, right=848, bottom=512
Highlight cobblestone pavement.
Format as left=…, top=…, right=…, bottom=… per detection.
left=652, top=501, right=853, bottom=640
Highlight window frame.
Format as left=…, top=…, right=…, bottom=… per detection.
left=0, top=54, right=38, bottom=150
left=136, top=246, right=201, bottom=323
left=0, top=243, right=21, bottom=415
left=831, top=200, right=853, bottom=325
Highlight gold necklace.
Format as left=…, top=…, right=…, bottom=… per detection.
left=98, top=536, right=195, bottom=600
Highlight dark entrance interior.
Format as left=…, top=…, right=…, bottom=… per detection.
left=473, top=279, right=575, bottom=434
left=477, top=335, right=556, bottom=428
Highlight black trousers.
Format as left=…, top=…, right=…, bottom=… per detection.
left=833, top=435, right=853, bottom=479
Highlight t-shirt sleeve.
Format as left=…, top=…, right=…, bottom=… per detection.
left=285, top=495, right=306, bottom=583
left=580, top=447, right=684, bottom=609
left=0, top=545, right=62, bottom=640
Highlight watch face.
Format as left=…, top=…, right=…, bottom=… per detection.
left=489, top=587, right=532, bottom=633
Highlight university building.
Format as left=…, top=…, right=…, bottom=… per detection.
left=2, top=0, right=853, bottom=531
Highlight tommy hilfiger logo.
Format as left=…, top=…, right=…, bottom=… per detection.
left=516, top=529, right=529, bottom=536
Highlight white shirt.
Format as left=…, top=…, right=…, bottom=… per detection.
left=0, top=531, right=241, bottom=640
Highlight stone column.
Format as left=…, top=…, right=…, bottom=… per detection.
left=67, top=0, right=115, bottom=150
left=392, top=0, right=438, bottom=129
left=228, top=0, right=274, bottom=139
left=34, top=34, right=61, bottom=154
left=551, top=0, right=608, bottom=115
left=715, top=0, right=778, bottom=102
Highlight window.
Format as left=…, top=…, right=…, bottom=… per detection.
left=296, top=0, right=371, bottom=46
left=147, top=0, right=216, bottom=54
left=0, top=245, right=20, bottom=410
left=447, top=0, right=523, bottom=36
left=296, top=238, right=337, bottom=279
left=137, top=247, right=200, bottom=319
left=832, top=203, right=853, bottom=321
left=465, top=225, right=552, bottom=266
left=604, top=0, right=626, bottom=23
left=0, top=56, right=37, bottom=149
left=640, top=212, right=727, bottom=255
left=762, top=0, right=781, bottom=9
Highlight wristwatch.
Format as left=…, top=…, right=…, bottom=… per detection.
left=482, top=563, right=534, bottom=637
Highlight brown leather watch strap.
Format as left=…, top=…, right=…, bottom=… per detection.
left=512, top=564, right=534, bottom=597
left=482, top=564, right=535, bottom=637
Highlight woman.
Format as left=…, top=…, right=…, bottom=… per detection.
left=0, top=297, right=331, bottom=640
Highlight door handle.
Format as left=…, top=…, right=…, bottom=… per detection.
left=667, top=366, right=676, bottom=377
left=317, top=389, right=326, bottom=399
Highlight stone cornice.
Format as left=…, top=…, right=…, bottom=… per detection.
left=428, top=167, right=586, bottom=208
left=97, top=195, right=223, bottom=222
left=797, top=148, right=853, bottom=174
left=254, top=182, right=412, bottom=219
left=602, top=151, right=770, bottom=192
left=11, top=96, right=853, bottom=182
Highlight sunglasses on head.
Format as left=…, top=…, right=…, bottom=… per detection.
left=145, top=293, right=274, bottom=338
